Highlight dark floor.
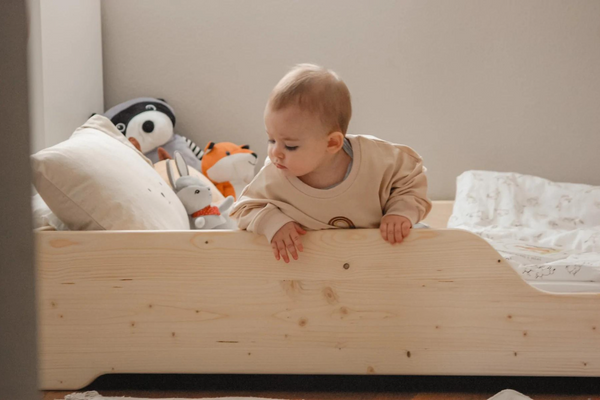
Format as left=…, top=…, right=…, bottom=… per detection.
left=43, top=374, right=600, bottom=399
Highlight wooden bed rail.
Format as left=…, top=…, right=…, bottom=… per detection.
left=36, top=228, right=600, bottom=389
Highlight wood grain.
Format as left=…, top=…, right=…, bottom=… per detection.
left=36, top=224, right=600, bottom=390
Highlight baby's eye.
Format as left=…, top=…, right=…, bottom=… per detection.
left=285, top=146, right=299, bottom=151
left=267, top=139, right=275, bottom=144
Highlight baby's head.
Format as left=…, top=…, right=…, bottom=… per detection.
left=264, top=64, right=352, bottom=178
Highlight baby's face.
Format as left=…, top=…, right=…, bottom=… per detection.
left=264, top=105, right=330, bottom=178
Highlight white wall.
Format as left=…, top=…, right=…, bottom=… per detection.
left=28, top=0, right=104, bottom=153
left=101, top=0, right=600, bottom=199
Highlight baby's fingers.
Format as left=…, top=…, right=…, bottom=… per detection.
left=271, top=241, right=281, bottom=261
left=285, top=236, right=300, bottom=260
left=394, top=223, right=404, bottom=244
left=402, top=221, right=411, bottom=238
left=275, top=240, right=290, bottom=263
left=291, top=231, right=304, bottom=253
left=387, top=222, right=397, bottom=244
left=380, top=222, right=389, bottom=241
left=294, top=224, right=307, bottom=235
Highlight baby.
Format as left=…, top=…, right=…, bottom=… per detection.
left=229, top=64, right=432, bottom=262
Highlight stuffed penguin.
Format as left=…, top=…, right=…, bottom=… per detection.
left=103, top=97, right=203, bottom=170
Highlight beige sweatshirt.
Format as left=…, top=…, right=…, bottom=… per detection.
left=229, top=135, right=432, bottom=242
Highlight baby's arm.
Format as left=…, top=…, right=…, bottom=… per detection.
left=381, top=149, right=432, bottom=243
left=231, top=200, right=293, bottom=239
left=229, top=168, right=305, bottom=261
left=231, top=201, right=305, bottom=262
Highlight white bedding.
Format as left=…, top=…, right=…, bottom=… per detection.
left=449, top=170, right=600, bottom=293
left=32, top=193, right=68, bottom=231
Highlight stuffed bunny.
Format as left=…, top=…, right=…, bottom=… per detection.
left=167, top=151, right=234, bottom=229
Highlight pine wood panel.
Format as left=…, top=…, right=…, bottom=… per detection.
left=36, top=225, right=600, bottom=390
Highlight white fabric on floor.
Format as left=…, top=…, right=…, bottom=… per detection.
left=62, top=389, right=533, bottom=400
left=63, top=391, right=285, bottom=400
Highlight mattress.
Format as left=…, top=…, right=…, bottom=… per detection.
left=449, top=170, right=600, bottom=293
left=488, top=239, right=600, bottom=293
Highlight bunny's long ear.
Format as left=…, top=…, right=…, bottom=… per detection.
left=166, top=159, right=178, bottom=190
left=174, top=151, right=189, bottom=177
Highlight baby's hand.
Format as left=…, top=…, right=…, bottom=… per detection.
left=380, top=215, right=412, bottom=244
left=271, top=222, right=307, bottom=263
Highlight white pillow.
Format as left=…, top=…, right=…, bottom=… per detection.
left=31, top=115, right=189, bottom=230
left=31, top=193, right=68, bottom=230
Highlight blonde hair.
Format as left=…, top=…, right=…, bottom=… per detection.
left=267, top=64, right=352, bottom=134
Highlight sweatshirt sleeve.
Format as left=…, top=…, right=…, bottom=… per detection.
left=383, top=147, right=432, bottom=226
left=228, top=168, right=295, bottom=242
left=230, top=199, right=294, bottom=243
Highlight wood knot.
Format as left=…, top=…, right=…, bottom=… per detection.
left=507, top=315, right=512, bottom=319
left=523, top=331, right=528, bottom=337
left=172, top=332, right=176, bottom=337
left=130, top=322, right=135, bottom=327
left=367, top=366, right=375, bottom=374
left=298, top=318, right=307, bottom=327
left=406, top=351, right=411, bottom=358
left=514, top=352, right=518, bottom=357
left=343, top=263, right=350, bottom=270
left=50, top=239, right=78, bottom=248
left=323, top=287, right=339, bottom=304
left=282, top=280, right=303, bottom=296
left=340, top=307, right=349, bottom=315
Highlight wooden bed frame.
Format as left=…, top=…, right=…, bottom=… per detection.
left=35, top=201, right=600, bottom=390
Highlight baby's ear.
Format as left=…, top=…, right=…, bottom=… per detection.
left=326, top=131, right=345, bottom=153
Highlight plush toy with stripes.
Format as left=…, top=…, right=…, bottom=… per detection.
left=103, top=97, right=204, bottom=170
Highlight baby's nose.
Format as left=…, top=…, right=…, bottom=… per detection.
left=271, top=150, right=282, bottom=160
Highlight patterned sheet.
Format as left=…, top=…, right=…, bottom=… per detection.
left=448, top=170, right=600, bottom=292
